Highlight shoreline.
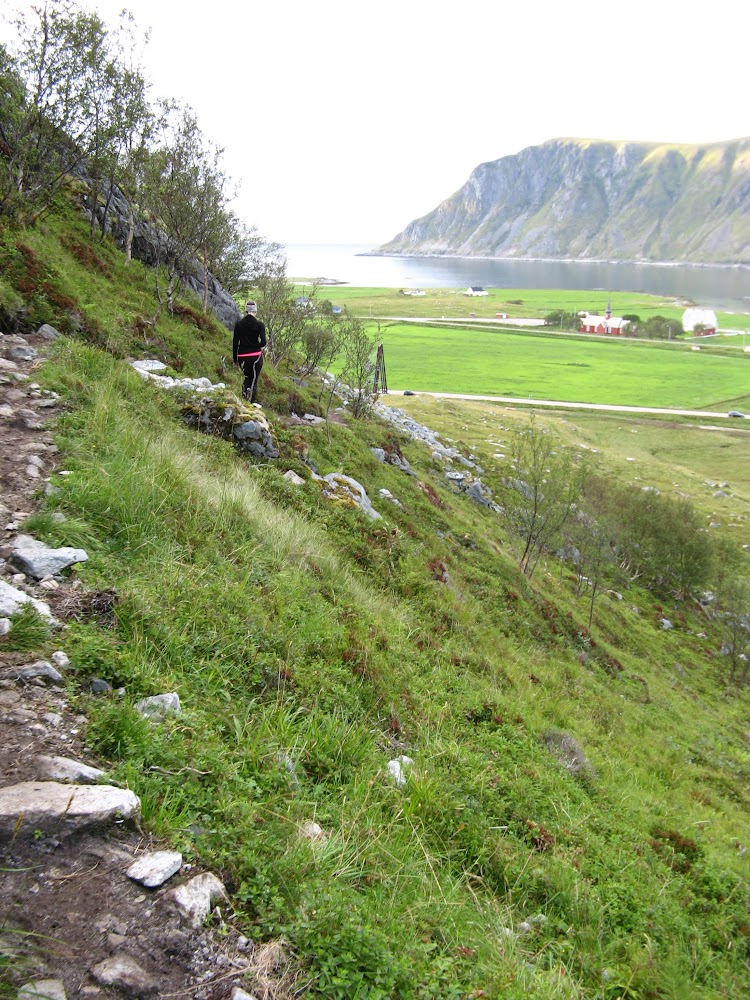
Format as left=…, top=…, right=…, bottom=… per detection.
left=361, top=250, right=750, bottom=271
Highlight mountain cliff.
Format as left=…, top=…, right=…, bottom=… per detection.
left=375, top=137, right=750, bottom=264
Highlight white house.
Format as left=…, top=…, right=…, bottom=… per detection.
left=682, top=308, right=718, bottom=336
left=465, top=286, right=488, bottom=297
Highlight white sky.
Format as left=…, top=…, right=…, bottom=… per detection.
left=6, top=0, right=749, bottom=245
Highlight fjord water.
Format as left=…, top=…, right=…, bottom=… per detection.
left=285, top=244, right=750, bottom=314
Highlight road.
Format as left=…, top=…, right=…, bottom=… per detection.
left=388, top=390, right=748, bottom=423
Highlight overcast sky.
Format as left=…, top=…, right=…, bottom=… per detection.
left=8, top=0, right=749, bottom=246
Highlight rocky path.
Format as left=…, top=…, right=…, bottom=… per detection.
left=0, top=330, right=290, bottom=1000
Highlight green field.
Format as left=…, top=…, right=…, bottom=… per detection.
left=298, top=283, right=750, bottom=332
left=374, top=322, right=750, bottom=407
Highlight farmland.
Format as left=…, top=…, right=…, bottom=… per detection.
left=371, top=321, right=750, bottom=409
left=308, top=284, right=750, bottom=333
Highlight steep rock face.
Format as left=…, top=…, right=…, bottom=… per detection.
left=376, top=138, right=750, bottom=264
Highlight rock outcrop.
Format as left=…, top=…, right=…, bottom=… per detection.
left=75, top=166, right=241, bottom=329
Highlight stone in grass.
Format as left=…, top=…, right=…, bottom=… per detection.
left=18, top=980, right=67, bottom=1000
left=135, top=692, right=181, bottom=720
left=0, top=618, right=10, bottom=637
left=540, top=730, right=596, bottom=783
left=300, top=821, right=327, bottom=841
left=11, top=534, right=88, bottom=580
left=386, top=756, right=414, bottom=787
left=283, top=470, right=305, bottom=486
left=126, top=850, right=183, bottom=888
left=172, top=872, right=227, bottom=928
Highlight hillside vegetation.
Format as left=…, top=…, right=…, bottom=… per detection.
left=376, top=137, right=750, bottom=264
left=2, top=192, right=750, bottom=1000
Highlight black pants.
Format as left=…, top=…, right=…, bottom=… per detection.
left=241, top=356, right=263, bottom=403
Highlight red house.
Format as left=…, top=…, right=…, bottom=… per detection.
left=579, top=301, right=630, bottom=336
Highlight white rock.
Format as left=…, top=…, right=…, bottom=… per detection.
left=130, top=359, right=167, bottom=373
left=135, top=692, right=181, bottom=719
left=126, top=850, right=183, bottom=888
left=0, top=618, right=11, bottom=636
left=36, top=755, right=107, bottom=784
left=50, top=651, right=70, bottom=669
left=283, top=470, right=305, bottom=486
left=90, top=955, right=157, bottom=995
left=386, top=755, right=414, bottom=787
left=172, top=872, right=227, bottom=928
left=18, top=979, right=67, bottom=1000
left=0, top=782, right=140, bottom=837
left=231, top=989, right=259, bottom=1000
left=300, top=821, right=326, bottom=841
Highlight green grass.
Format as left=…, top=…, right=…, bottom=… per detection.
left=372, top=322, right=750, bottom=406
left=302, top=284, right=750, bottom=334
left=305, top=285, right=686, bottom=322
left=4, top=204, right=750, bottom=998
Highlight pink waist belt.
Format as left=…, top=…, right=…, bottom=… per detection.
left=237, top=351, right=263, bottom=358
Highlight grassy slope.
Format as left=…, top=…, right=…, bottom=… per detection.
left=4, top=206, right=750, bottom=999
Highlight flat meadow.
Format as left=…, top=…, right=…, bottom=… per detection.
left=310, top=283, right=750, bottom=332
left=372, top=321, right=750, bottom=408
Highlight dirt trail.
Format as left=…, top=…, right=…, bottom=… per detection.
left=0, top=331, right=291, bottom=999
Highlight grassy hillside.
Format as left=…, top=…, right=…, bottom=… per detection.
left=3, top=204, right=750, bottom=999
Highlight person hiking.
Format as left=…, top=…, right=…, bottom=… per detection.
left=233, top=300, right=267, bottom=404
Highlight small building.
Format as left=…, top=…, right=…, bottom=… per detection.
left=579, top=312, right=630, bottom=335
left=682, top=308, right=717, bottom=336
left=465, top=286, right=488, bottom=297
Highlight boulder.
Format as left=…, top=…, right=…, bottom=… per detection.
left=37, top=324, right=62, bottom=341
left=0, top=579, right=55, bottom=621
left=9, top=660, right=64, bottom=686
left=0, top=782, right=140, bottom=838
left=182, top=397, right=279, bottom=460
left=8, top=346, right=37, bottom=362
left=11, top=534, right=88, bottom=579
left=319, top=473, right=381, bottom=520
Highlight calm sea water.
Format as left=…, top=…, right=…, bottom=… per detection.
left=284, top=244, right=750, bottom=314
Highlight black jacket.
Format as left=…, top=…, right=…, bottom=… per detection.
left=233, top=314, right=267, bottom=362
